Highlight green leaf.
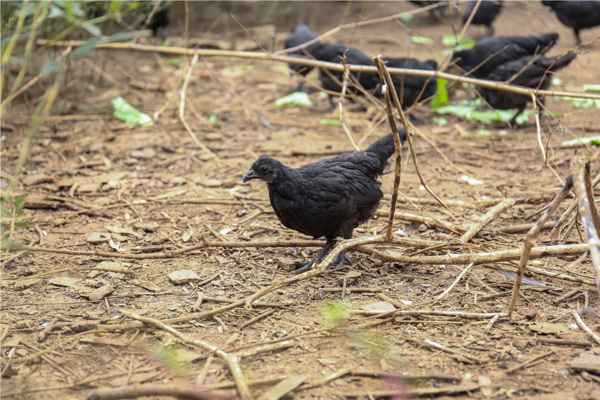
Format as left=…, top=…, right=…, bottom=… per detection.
left=319, top=118, right=341, bottom=126
left=400, top=14, right=413, bottom=22
left=551, top=77, right=564, bottom=86
left=167, top=59, right=181, bottom=67
left=477, top=129, right=491, bottom=137
left=81, top=23, right=103, bottom=38
left=41, top=59, right=61, bottom=76
left=73, top=30, right=150, bottom=59
left=433, top=99, right=534, bottom=124
left=556, top=96, right=600, bottom=109
left=432, top=117, right=448, bottom=126
left=320, top=300, right=354, bottom=326
left=430, top=78, right=449, bottom=109
left=232, top=65, right=253, bottom=72
left=275, top=92, right=312, bottom=108
left=111, top=97, right=153, bottom=126
left=109, top=0, right=127, bottom=14
left=17, top=221, right=29, bottom=229
left=584, top=84, right=600, bottom=92
left=14, top=196, right=26, bottom=212
left=441, top=34, right=475, bottom=51
left=410, top=36, right=434, bottom=45
left=562, top=136, right=600, bottom=147
left=208, top=113, right=218, bottom=123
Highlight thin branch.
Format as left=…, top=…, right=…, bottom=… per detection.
left=571, top=155, right=600, bottom=289
left=507, top=176, right=574, bottom=317
left=373, top=56, right=403, bottom=241
left=35, top=40, right=600, bottom=101
left=571, top=309, right=600, bottom=346
left=179, top=52, right=220, bottom=163
left=121, top=310, right=252, bottom=400
left=460, top=198, right=515, bottom=243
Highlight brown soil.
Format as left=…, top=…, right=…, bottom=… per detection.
left=2, top=2, right=600, bottom=399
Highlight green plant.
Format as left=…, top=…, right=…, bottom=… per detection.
left=1, top=195, right=28, bottom=254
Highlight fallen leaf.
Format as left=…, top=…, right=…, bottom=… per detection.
left=258, top=375, right=306, bottom=400
left=528, top=322, right=570, bottom=335
left=571, top=354, right=600, bottom=374
left=49, top=277, right=81, bottom=287
left=22, top=174, right=55, bottom=186
left=361, top=301, right=396, bottom=313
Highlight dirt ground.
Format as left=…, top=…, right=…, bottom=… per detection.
left=2, top=1, right=600, bottom=399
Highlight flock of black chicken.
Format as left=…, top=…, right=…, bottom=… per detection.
left=284, top=0, right=599, bottom=124
left=243, top=1, right=599, bottom=273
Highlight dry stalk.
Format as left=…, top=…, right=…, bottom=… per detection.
left=377, top=56, right=447, bottom=210
left=179, top=52, right=220, bottom=163
left=339, top=53, right=360, bottom=151
left=244, top=235, right=385, bottom=307
left=507, top=176, right=574, bottom=317
left=433, top=263, right=475, bottom=303
left=532, top=94, right=546, bottom=162
left=373, top=57, right=403, bottom=241
left=418, top=339, right=483, bottom=363
left=88, top=383, right=231, bottom=400
left=7, top=242, right=590, bottom=290
left=460, top=198, right=515, bottom=243
left=571, top=155, right=600, bottom=289
left=35, top=40, right=600, bottom=101
left=120, top=310, right=253, bottom=400
left=505, top=351, right=554, bottom=374
left=571, top=310, right=600, bottom=345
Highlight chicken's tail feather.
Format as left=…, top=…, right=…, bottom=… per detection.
left=365, top=128, right=408, bottom=171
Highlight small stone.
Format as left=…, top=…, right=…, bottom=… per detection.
left=275, top=257, right=297, bottom=272
left=198, top=178, right=222, bottom=187
left=87, top=232, right=111, bottom=244
left=133, top=221, right=160, bottom=232
left=131, top=148, right=156, bottom=159
left=168, top=270, right=202, bottom=285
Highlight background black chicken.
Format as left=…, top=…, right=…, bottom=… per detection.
left=453, top=33, right=559, bottom=78
left=477, top=52, right=577, bottom=124
left=463, top=0, right=503, bottom=36
left=284, top=21, right=320, bottom=93
left=541, top=0, right=600, bottom=45
left=382, top=57, right=438, bottom=108
left=243, top=129, right=408, bottom=273
left=312, top=43, right=380, bottom=108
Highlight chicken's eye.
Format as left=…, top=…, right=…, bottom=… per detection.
left=259, top=165, right=269, bottom=174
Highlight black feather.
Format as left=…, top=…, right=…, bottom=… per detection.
left=541, top=1, right=600, bottom=45
left=243, top=130, right=408, bottom=271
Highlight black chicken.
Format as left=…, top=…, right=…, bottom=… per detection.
left=453, top=32, right=559, bottom=78
left=284, top=21, right=320, bottom=92
left=312, top=43, right=380, bottom=108
left=382, top=57, right=438, bottom=108
left=243, top=129, right=407, bottom=273
left=463, top=0, right=503, bottom=36
left=477, top=52, right=576, bottom=124
left=541, top=1, right=600, bottom=45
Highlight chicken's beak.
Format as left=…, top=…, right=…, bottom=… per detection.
left=243, top=169, right=257, bottom=183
